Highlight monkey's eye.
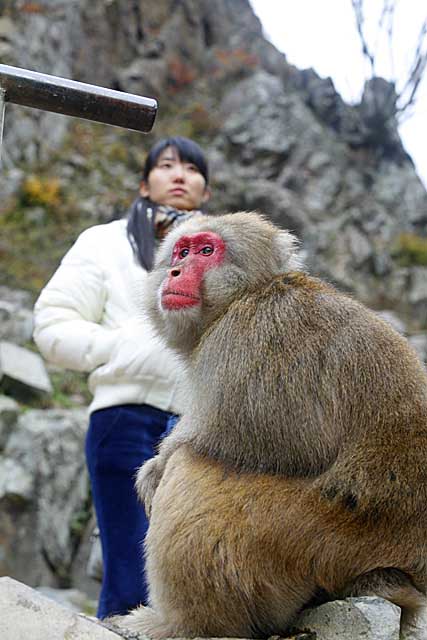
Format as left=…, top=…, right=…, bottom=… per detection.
left=179, top=248, right=190, bottom=258
left=200, top=246, right=213, bottom=256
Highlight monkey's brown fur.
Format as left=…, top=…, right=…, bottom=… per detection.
left=114, top=212, right=427, bottom=639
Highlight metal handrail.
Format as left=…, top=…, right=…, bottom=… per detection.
left=0, top=64, right=157, bottom=132
left=0, top=64, right=158, bottom=165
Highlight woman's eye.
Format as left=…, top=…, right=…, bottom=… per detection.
left=179, top=248, right=190, bottom=258
left=200, top=246, right=213, bottom=255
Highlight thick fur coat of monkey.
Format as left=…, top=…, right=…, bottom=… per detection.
left=115, top=212, right=427, bottom=639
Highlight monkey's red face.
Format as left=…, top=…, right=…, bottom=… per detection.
left=161, top=232, right=226, bottom=311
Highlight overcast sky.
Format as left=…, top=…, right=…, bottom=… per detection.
left=250, top=0, right=427, bottom=188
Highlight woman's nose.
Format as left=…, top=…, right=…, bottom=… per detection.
left=172, top=164, right=185, bottom=181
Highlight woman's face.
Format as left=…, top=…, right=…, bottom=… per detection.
left=140, top=146, right=210, bottom=211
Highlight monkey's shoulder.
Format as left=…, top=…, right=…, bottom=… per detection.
left=278, top=271, right=331, bottom=292
left=273, top=272, right=350, bottom=304
left=228, top=270, right=412, bottom=349
left=253, top=271, right=378, bottom=324
left=247, top=271, right=342, bottom=303
left=240, top=270, right=356, bottom=322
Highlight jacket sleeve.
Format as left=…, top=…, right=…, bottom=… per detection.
left=33, top=227, right=120, bottom=372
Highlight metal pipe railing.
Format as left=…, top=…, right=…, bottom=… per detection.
left=0, top=64, right=157, bottom=133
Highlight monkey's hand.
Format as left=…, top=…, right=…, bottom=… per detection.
left=136, top=418, right=192, bottom=517
left=135, top=457, right=164, bottom=518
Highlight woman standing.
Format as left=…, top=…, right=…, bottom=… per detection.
left=33, top=137, right=210, bottom=618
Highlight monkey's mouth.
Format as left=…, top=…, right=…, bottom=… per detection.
left=162, top=290, right=200, bottom=310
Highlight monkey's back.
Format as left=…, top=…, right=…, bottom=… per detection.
left=190, top=272, right=427, bottom=488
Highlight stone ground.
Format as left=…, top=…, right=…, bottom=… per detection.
left=0, top=576, right=406, bottom=640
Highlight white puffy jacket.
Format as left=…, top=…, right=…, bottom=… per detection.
left=33, top=218, right=185, bottom=415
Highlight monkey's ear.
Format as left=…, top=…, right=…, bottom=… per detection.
left=273, top=230, right=303, bottom=272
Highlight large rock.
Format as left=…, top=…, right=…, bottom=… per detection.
left=0, top=457, right=33, bottom=502
left=211, top=67, right=427, bottom=327
left=37, top=585, right=97, bottom=615
left=0, top=577, right=119, bottom=640
left=0, top=341, right=52, bottom=397
left=0, top=408, right=95, bottom=591
left=296, top=596, right=400, bottom=639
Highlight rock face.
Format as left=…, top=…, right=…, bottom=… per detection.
left=0, top=288, right=99, bottom=597
left=211, top=67, right=427, bottom=327
left=1, top=0, right=427, bottom=331
left=0, top=406, right=96, bottom=593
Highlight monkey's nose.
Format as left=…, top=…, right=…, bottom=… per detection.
left=170, top=268, right=181, bottom=277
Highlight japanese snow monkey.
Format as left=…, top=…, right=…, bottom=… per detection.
left=112, top=212, right=427, bottom=640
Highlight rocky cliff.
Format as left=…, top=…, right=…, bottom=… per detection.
left=1, top=0, right=427, bottom=329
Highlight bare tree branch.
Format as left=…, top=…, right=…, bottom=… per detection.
left=351, top=0, right=427, bottom=122
left=397, top=18, right=427, bottom=115
left=351, top=0, right=376, bottom=75
left=382, top=0, right=396, bottom=78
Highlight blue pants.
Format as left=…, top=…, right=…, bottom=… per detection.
left=85, top=403, right=174, bottom=619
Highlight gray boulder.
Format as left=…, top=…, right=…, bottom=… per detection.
left=0, top=341, right=52, bottom=398
left=0, top=577, right=119, bottom=640
left=0, top=408, right=93, bottom=590
left=37, top=585, right=97, bottom=615
left=296, top=596, right=400, bottom=639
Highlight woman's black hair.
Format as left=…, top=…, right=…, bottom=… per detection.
left=142, top=136, right=209, bottom=185
left=127, top=137, right=209, bottom=271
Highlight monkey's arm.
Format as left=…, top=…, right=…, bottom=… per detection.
left=135, top=418, right=193, bottom=515
left=135, top=457, right=163, bottom=516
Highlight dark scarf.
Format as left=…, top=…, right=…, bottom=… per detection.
left=126, top=197, right=203, bottom=271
